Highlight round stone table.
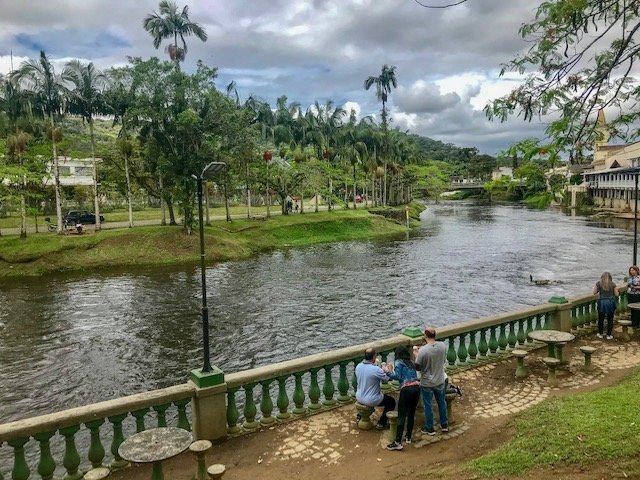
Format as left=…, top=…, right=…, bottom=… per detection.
left=528, top=330, right=575, bottom=358
left=118, top=427, right=192, bottom=480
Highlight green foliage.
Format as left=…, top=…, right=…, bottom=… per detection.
left=467, top=368, right=640, bottom=476
left=483, top=176, right=521, bottom=201
left=485, top=0, right=640, bottom=157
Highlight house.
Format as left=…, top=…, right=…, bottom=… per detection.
left=44, top=157, right=98, bottom=187
left=491, top=166, right=513, bottom=180
left=582, top=110, right=640, bottom=211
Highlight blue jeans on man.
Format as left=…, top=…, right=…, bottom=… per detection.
left=421, top=382, right=448, bottom=432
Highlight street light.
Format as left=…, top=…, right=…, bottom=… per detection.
left=634, top=170, right=639, bottom=265
left=192, top=161, right=226, bottom=374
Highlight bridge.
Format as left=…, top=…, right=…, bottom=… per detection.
left=446, top=181, right=485, bottom=191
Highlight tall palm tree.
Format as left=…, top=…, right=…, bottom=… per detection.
left=143, top=1, right=208, bottom=68
left=364, top=64, right=397, bottom=206
left=12, top=51, right=66, bottom=232
left=63, top=60, right=106, bottom=230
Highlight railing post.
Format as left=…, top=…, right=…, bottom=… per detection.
left=85, top=419, right=105, bottom=468
left=226, top=388, right=241, bottom=434
left=259, top=380, right=275, bottom=425
left=337, top=361, right=351, bottom=403
left=190, top=380, right=228, bottom=440
left=548, top=297, right=571, bottom=331
left=174, top=398, right=192, bottom=431
left=292, top=372, right=307, bottom=415
left=276, top=376, right=291, bottom=419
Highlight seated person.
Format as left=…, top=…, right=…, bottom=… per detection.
left=355, top=347, right=395, bottom=429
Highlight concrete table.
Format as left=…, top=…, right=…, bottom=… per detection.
left=527, top=330, right=575, bottom=359
left=118, top=427, right=192, bottom=480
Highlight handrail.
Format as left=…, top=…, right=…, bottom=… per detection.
left=0, top=384, right=193, bottom=443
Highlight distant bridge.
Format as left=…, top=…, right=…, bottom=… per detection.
left=446, top=182, right=485, bottom=191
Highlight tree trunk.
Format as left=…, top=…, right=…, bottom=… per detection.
left=353, top=164, right=357, bottom=210
left=89, top=118, right=101, bottom=231
left=19, top=153, right=27, bottom=238
left=315, top=191, right=319, bottom=212
left=159, top=175, right=166, bottom=225
left=124, top=151, right=133, bottom=228
left=167, top=197, right=176, bottom=225
left=245, top=162, right=251, bottom=219
left=50, top=112, right=63, bottom=233
left=266, top=161, right=271, bottom=218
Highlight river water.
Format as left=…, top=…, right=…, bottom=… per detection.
left=0, top=202, right=634, bottom=424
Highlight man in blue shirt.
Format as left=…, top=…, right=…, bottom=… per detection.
left=355, top=347, right=396, bottom=429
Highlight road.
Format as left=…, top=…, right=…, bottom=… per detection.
left=0, top=204, right=347, bottom=236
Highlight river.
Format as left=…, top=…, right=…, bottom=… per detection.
left=0, top=202, right=634, bottom=423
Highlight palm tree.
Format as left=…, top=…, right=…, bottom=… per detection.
left=63, top=60, right=106, bottom=231
left=364, top=64, right=397, bottom=206
left=143, top=1, right=207, bottom=69
left=12, top=51, right=66, bottom=233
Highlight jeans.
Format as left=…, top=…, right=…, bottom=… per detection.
left=421, top=382, right=447, bottom=431
left=395, top=385, right=420, bottom=442
left=377, top=394, right=396, bottom=426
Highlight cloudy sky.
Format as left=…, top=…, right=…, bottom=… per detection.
left=0, top=0, right=548, bottom=155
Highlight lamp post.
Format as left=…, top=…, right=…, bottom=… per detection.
left=192, top=161, right=226, bottom=374
left=634, top=170, right=639, bottom=265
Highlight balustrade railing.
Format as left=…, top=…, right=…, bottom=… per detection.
left=0, top=385, right=192, bottom=480
left=1, top=289, right=628, bottom=478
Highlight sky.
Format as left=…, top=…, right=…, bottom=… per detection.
left=0, top=0, right=549, bottom=155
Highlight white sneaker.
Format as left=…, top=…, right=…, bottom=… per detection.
left=596, top=333, right=604, bottom=339
left=607, top=335, right=614, bottom=340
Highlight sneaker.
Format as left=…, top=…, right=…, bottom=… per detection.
left=421, top=428, right=436, bottom=436
left=404, top=437, right=412, bottom=444
left=441, top=426, right=449, bottom=433
left=356, top=414, right=361, bottom=421
left=376, top=422, right=389, bottom=430
left=386, top=441, right=403, bottom=451
left=607, top=335, right=614, bottom=340
left=596, top=333, right=604, bottom=339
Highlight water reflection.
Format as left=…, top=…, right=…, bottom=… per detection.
left=0, top=201, right=635, bottom=423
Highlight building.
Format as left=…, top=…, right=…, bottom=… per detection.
left=491, top=166, right=513, bottom=180
left=44, top=157, right=97, bottom=187
left=583, top=110, right=640, bottom=211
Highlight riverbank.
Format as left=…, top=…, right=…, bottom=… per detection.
left=0, top=207, right=419, bottom=279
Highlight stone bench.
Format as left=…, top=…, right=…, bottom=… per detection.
left=542, top=357, right=561, bottom=388
left=207, top=464, right=226, bottom=479
left=579, top=346, right=597, bottom=371
left=84, top=468, right=110, bottom=480
left=355, top=402, right=376, bottom=430
left=618, top=319, right=633, bottom=341
left=512, top=349, right=528, bottom=379
left=190, top=440, right=212, bottom=480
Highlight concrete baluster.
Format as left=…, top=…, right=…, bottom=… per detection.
left=276, top=375, right=291, bottom=419
left=488, top=326, right=499, bottom=356
left=242, top=383, right=259, bottom=430
left=308, top=368, right=322, bottom=410
left=467, top=330, right=478, bottom=363
left=85, top=419, right=105, bottom=468
left=226, top=388, right=241, bottom=434
left=497, top=324, right=509, bottom=353
left=322, top=364, right=337, bottom=405
left=259, top=380, right=275, bottom=426
left=174, top=398, right=191, bottom=431
left=337, top=361, right=351, bottom=403
left=107, top=413, right=129, bottom=470
left=8, top=437, right=29, bottom=480
left=34, top=431, right=56, bottom=480
left=478, top=329, right=489, bottom=358
left=292, top=372, right=307, bottom=415
left=59, top=425, right=82, bottom=480
left=131, top=407, right=149, bottom=433
left=153, top=403, right=170, bottom=428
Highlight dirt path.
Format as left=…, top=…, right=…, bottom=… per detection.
left=111, top=331, right=640, bottom=480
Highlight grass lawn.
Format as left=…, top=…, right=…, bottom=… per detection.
left=465, top=368, right=640, bottom=477
left=0, top=207, right=416, bottom=278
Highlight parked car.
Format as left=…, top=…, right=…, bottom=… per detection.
left=63, top=210, right=105, bottom=225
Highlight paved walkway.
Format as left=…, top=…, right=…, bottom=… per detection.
left=111, top=324, right=640, bottom=480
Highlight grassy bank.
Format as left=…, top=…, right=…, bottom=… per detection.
left=0, top=209, right=414, bottom=278
left=465, top=367, right=640, bottom=477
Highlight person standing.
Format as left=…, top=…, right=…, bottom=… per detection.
left=627, top=265, right=640, bottom=327
left=415, top=327, right=448, bottom=435
left=385, top=346, right=421, bottom=450
left=355, top=347, right=396, bottom=430
left=594, top=271, right=619, bottom=339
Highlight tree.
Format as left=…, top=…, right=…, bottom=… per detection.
left=364, top=64, right=397, bottom=205
left=12, top=51, right=66, bottom=232
left=485, top=1, right=640, bottom=157
left=143, top=0, right=207, bottom=69
left=63, top=60, right=106, bottom=231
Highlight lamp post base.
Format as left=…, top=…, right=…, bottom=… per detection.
left=190, top=366, right=225, bottom=388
